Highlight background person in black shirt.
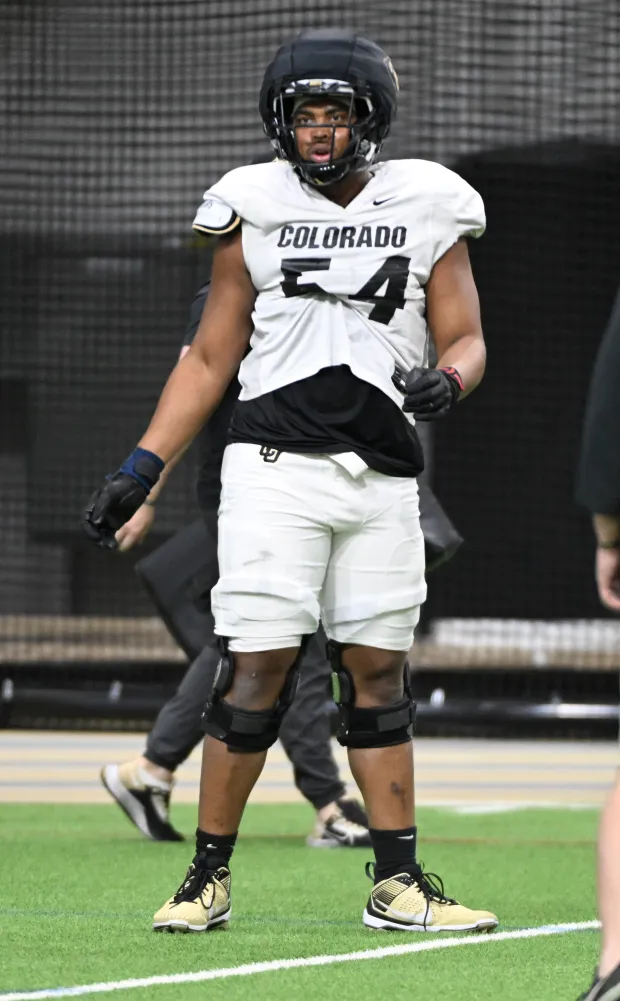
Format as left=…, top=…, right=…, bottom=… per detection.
left=575, top=289, right=620, bottom=1001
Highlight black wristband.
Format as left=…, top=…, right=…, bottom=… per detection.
left=118, top=447, right=164, bottom=493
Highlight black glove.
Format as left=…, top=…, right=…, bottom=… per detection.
left=402, top=366, right=464, bottom=421
left=82, top=447, right=164, bottom=549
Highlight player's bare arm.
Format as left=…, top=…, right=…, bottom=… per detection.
left=426, top=237, right=485, bottom=395
left=403, top=238, right=485, bottom=421
left=139, top=231, right=254, bottom=461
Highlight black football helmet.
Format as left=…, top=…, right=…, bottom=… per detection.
left=259, top=28, right=399, bottom=187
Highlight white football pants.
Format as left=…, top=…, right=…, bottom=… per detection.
left=211, top=444, right=426, bottom=652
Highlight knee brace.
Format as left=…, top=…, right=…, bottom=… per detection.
left=327, top=641, right=416, bottom=749
left=201, top=639, right=305, bottom=753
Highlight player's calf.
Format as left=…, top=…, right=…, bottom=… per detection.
left=153, top=642, right=303, bottom=932
left=328, top=641, right=498, bottom=932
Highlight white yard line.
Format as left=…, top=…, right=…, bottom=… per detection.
left=450, top=802, right=596, bottom=814
left=0, top=921, right=599, bottom=1001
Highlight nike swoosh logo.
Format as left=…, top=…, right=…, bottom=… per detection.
left=397, top=834, right=415, bottom=840
left=373, top=197, right=394, bottom=206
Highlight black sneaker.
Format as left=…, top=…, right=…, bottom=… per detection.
left=578, top=965, right=620, bottom=1001
left=101, top=761, right=184, bottom=841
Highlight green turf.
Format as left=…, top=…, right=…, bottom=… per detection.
left=0, top=803, right=601, bottom=1000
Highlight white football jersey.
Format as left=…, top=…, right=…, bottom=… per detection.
left=193, top=159, right=485, bottom=408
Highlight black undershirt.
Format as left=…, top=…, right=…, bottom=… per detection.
left=229, top=366, right=423, bottom=478
left=183, top=283, right=424, bottom=511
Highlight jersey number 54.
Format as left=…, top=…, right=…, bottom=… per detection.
left=280, top=256, right=410, bottom=326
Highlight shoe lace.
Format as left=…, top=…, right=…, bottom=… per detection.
left=172, top=857, right=217, bottom=906
left=365, top=860, right=457, bottom=929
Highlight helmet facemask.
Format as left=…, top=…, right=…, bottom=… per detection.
left=269, top=81, right=379, bottom=186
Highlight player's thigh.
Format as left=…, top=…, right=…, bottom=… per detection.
left=321, top=473, right=426, bottom=651
left=212, top=445, right=331, bottom=649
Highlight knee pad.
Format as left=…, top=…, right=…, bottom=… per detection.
left=201, top=639, right=305, bottom=753
left=327, top=641, right=416, bottom=749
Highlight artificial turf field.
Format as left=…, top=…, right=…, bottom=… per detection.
left=0, top=803, right=601, bottom=1001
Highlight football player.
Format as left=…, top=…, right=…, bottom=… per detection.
left=84, top=28, right=498, bottom=933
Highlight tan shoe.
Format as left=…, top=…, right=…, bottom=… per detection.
left=153, top=861, right=231, bottom=933
left=363, top=864, right=498, bottom=933
left=101, top=761, right=183, bottom=842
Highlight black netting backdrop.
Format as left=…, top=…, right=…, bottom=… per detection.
left=2, top=1, right=620, bottom=691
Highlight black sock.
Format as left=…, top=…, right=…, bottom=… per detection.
left=369, top=826, right=417, bottom=883
left=195, top=828, right=237, bottom=871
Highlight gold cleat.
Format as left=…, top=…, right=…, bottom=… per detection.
left=363, top=863, right=498, bottom=933
left=153, top=860, right=231, bottom=933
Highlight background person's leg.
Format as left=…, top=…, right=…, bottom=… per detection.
left=280, top=628, right=344, bottom=811
left=145, top=631, right=219, bottom=772
left=280, top=625, right=370, bottom=846
left=101, top=511, right=221, bottom=841
left=100, top=638, right=220, bottom=841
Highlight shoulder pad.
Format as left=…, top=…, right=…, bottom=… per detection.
left=192, top=194, right=240, bottom=236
